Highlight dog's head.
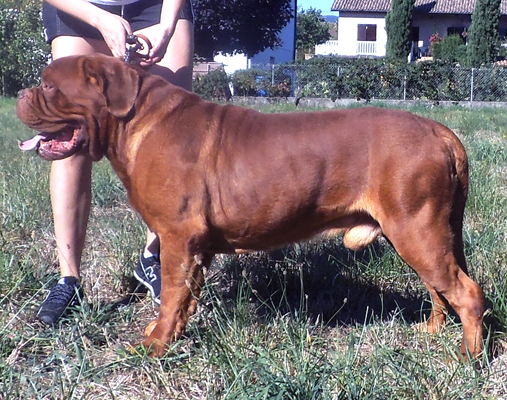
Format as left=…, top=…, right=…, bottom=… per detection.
left=17, top=54, right=140, bottom=161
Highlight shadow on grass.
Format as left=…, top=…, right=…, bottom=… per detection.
left=206, top=238, right=433, bottom=329
left=60, top=236, right=502, bottom=359
left=203, top=238, right=505, bottom=360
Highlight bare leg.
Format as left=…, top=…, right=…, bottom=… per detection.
left=49, top=19, right=193, bottom=274
left=35, top=37, right=112, bottom=324
left=144, top=231, right=160, bottom=255
left=145, top=19, right=194, bottom=90
left=50, top=153, right=92, bottom=278
left=50, top=37, right=112, bottom=278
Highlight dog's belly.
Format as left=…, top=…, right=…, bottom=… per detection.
left=207, top=186, right=378, bottom=253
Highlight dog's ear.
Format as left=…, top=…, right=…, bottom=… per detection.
left=82, top=56, right=140, bottom=117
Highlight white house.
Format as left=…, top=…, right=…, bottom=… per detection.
left=316, top=0, right=507, bottom=58
left=215, top=0, right=297, bottom=74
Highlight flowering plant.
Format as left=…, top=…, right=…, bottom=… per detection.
left=430, top=32, right=443, bottom=45
left=429, top=32, right=443, bottom=55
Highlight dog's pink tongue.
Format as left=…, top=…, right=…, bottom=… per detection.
left=18, top=135, right=44, bottom=151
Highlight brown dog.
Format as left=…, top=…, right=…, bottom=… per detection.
left=17, top=54, right=485, bottom=358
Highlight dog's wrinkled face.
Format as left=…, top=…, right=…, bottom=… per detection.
left=17, top=55, right=140, bottom=161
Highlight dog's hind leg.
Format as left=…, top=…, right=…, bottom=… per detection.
left=382, top=210, right=485, bottom=358
left=414, top=193, right=472, bottom=335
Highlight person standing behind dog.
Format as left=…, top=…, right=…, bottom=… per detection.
left=36, top=0, right=194, bottom=324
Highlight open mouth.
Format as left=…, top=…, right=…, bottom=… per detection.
left=18, top=125, right=84, bottom=161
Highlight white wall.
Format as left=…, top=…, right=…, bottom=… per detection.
left=214, top=53, right=250, bottom=75
left=334, top=15, right=387, bottom=57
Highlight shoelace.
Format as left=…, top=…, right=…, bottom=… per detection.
left=141, top=255, right=160, bottom=268
left=44, top=282, right=79, bottom=306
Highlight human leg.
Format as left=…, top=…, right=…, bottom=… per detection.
left=146, top=18, right=194, bottom=90
left=37, top=36, right=112, bottom=324
left=50, top=152, right=92, bottom=279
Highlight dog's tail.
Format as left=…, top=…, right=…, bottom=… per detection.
left=441, top=124, right=469, bottom=273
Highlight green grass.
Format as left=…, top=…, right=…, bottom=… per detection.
left=1, top=97, right=507, bottom=399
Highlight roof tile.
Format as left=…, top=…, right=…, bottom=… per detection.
left=331, top=0, right=507, bottom=15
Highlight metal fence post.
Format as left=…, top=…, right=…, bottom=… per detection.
left=470, top=68, right=475, bottom=103
left=403, top=73, right=407, bottom=101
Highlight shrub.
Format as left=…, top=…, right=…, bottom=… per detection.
left=193, top=68, right=231, bottom=101
left=295, top=57, right=408, bottom=101
left=230, top=67, right=292, bottom=98
left=429, top=32, right=443, bottom=56
left=194, top=55, right=507, bottom=102
left=231, top=69, right=261, bottom=96
left=0, top=0, right=50, bottom=96
left=431, top=34, right=467, bottom=64
left=472, top=66, right=507, bottom=101
left=295, top=57, right=343, bottom=100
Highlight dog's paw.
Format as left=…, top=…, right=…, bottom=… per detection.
left=142, top=321, right=170, bottom=357
left=144, top=320, right=158, bottom=337
left=142, top=336, right=169, bottom=357
left=413, top=320, right=444, bottom=334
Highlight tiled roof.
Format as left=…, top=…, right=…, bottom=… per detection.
left=331, top=0, right=507, bottom=15
left=331, top=0, right=390, bottom=12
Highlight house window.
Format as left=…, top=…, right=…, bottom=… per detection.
left=357, top=24, right=377, bottom=42
left=447, top=27, right=466, bottom=43
left=447, top=27, right=465, bottom=36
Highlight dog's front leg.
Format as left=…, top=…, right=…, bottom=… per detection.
left=142, top=240, right=208, bottom=357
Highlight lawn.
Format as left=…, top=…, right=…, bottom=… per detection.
left=1, top=97, right=507, bottom=399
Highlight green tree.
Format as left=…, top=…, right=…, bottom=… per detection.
left=0, top=0, right=49, bottom=96
left=193, top=0, right=293, bottom=60
left=467, top=0, right=501, bottom=66
left=385, top=0, right=415, bottom=60
left=296, top=8, right=330, bottom=60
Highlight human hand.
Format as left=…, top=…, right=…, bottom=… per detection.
left=134, top=24, right=175, bottom=66
left=94, top=10, right=133, bottom=59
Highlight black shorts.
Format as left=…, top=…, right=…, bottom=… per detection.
left=43, top=0, right=194, bottom=44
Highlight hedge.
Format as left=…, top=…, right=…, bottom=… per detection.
left=192, top=56, right=507, bottom=102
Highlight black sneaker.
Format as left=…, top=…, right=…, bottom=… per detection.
left=133, top=253, right=161, bottom=305
left=36, top=276, right=83, bottom=325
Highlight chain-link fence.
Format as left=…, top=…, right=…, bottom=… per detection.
left=245, top=62, right=507, bottom=102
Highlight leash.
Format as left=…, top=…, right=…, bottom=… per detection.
left=124, top=34, right=153, bottom=64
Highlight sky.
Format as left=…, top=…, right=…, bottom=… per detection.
left=297, top=0, right=338, bottom=14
